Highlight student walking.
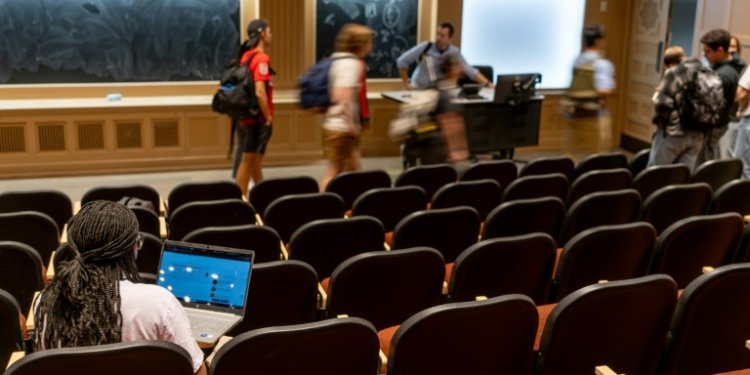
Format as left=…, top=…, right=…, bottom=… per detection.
left=320, top=24, right=373, bottom=190
left=235, top=19, right=274, bottom=198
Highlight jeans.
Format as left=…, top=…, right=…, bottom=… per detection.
left=735, top=117, right=750, bottom=179
left=647, top=129, right=705, bottom=172
left=719, top=121, right=740, bottom=159
left=697, top=125, right=727, bottom=166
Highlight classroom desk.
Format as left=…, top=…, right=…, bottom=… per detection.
left=382, top=89, right=544, bottom=154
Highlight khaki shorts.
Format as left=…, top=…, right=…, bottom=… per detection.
left=323, top=129, right=360, bottom=166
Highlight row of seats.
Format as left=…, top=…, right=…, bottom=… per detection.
left=0, top=152, right=743, bottom=246
left=0, top=174, right=747, bottom=315
left=5, top=263, right=750, bottom=374
left=8, top=207, right=744, bottom=344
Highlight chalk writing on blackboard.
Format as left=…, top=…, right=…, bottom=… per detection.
left=316, top=0, right=419, bottom=79
left=0, top=0, right=240, bottom=84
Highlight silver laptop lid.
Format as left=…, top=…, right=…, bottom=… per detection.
left=157, top=240, right=254, bottom=315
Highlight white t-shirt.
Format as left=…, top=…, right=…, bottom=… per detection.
left=37, top=280, right=204, bottom=371
left=119, top=280, right=204, bottom=372
left=323, top=52, right=362, bottom=132
left=738, top=67, right=750, bottom=117
left=574, top=50, right=616, bottom=92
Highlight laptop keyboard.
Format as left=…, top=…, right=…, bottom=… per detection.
left=188, top=313, right=234, bottom=332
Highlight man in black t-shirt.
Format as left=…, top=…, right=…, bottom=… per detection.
left=698, top=29, right=742, bottom=163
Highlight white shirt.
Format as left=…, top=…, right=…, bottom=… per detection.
left=37, top=280, right=204, bottom=371
left=119, top=280, right=204, bottom=372
left=739, top=67, right=750, bottom=117
left=574, top=50, right=616, bottom=92
left=323, top=52, right=362, bottom=132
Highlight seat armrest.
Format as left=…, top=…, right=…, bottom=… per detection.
left=475, top=295, right=488, bottom=301
left=595, top=365, right=624, bottom=375
left=159, top=216, right=168, bottom=239
left=383, top=242, right=391, bottom=251
left=26, top=292, right=40, bottom=333
left=6, top=351, right=25, bottom=369
left=255, top=214, right=264, bottom=226
left=702, top=266, right=715, bottom=273
left=318, top=283, right=328, bottom=310
left=205, top=335, right=233, bottom=366
left=280, top=241, right=288, bottom=260
left=379, top=349, right=388, bottom=375
left=60, top=222, right=68, bottom=243
left=45, top=251, right=56, bottom=282
left=746, top=340, right=750, bottom=350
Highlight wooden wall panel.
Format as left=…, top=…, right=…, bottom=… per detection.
left=729, top=0, right=750, bottom=62
left=437, top=0, right=462, bottom=47
left=360, top=102, right=401, bottom=157
left=267, top=111, right=295, bottom=153
left=582, top=0, right=633, bottom=147
left=260, top=0, right=306, bottom=90
left=186, top=116, right=221, bottom=151
left=295, top=112, right=324, bottom=152
left=693, top=0, right=731, bottom=55
left=621, top=0, right=670, bottom=143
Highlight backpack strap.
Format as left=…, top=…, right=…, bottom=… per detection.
left=417, top=42, right=433, bottom=63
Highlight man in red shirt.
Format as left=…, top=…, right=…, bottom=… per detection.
left=236, top=19, right=273, bottom=198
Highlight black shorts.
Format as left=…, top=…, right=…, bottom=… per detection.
left=243, top=123, right=272, bottom=154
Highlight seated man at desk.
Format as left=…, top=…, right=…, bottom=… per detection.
left=397, top=22, right=493, bottom=90
left=32, top=201, right=206, bottom=374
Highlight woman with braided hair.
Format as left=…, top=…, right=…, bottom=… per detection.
left=33, top=200, right=206, bottom=374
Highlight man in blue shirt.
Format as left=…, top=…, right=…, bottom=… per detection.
left=397, top=22, right=493, bottom=90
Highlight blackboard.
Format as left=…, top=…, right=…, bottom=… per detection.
left=0, top=0, right=240, bottom=84
left=316, top=0, right=419, bottom=79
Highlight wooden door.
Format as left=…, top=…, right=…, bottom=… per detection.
left=622, top=0, right=673, bottom=144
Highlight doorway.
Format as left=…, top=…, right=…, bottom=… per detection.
left=668, top=0, right=698, bottom=56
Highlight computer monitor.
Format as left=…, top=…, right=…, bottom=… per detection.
left=494, top=73, right=542, bottom=104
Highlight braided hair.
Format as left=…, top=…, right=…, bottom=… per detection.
left=34, top=200, right=141, bottom=350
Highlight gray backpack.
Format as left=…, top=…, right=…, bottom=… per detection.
left=679, top=64, right=725, bottom=131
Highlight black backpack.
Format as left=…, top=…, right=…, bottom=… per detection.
left=211, top=52, right=260, bottom=120
left=679, top=64, right=725, bottom=131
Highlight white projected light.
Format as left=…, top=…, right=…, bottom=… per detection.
left=460, top=0, right=586, bottom=89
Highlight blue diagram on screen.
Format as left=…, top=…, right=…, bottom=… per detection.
left=158, top=250, right=251, bottom=309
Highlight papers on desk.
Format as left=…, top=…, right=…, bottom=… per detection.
left=381, top=88, right=544, bottom=105
left=382, top=87, right=495, bottom=104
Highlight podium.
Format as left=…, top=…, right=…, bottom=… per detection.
left=462, top=96, right=543, bottom=154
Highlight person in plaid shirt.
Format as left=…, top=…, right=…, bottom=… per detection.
left=649, top=48, right=710, bottom=171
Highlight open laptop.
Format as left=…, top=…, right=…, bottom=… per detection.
left=157, top=240, right=254, bottom=346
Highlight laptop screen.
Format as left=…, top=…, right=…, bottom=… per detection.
left=157, top=241, right=253, bottom=312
